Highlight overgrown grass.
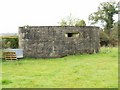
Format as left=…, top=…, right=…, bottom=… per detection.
left=1, top=47, right=118, bottom=88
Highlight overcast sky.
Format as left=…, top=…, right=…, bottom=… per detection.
left=0, top=0, right=119, bottom=33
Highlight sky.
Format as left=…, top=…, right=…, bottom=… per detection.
left=0, top=0, right=119, bottom=33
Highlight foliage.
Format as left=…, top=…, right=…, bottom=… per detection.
left=2, top=37, right=18, bottom=49
left=58, top=14, right=86, bottom=26
left=75, top=19, right=86, bottom=26
left=110, top=21, right=118, bottom=40
left=59, top=19, right=67, bottom=26
left=89, top=1, right=118, bottom=36
left=109, top=21, right=119, bottom=46
left=100, top=21, right=118, bottom=47
left=2, top=47, right=118, bottom=88
left=118, top=20, right=120, bottom=39
left=100, top=29, right=109, bottom=41
left=99, top=30, right=110, bottom=46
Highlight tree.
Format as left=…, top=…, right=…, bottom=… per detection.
left=109, top=21, right=119, bottom=46
left=58, top=14, right=86, bottom=26
left=66, top=13, right=76, bottom=26
left=89, top=1, right=118, bottom=36
left=2, top=38, right=18, bottom=49
left=100, top=29, right=110, bottom=46
left=59, top=19, right=67, bottom=26
left=75, top=19, right=86, bottom=26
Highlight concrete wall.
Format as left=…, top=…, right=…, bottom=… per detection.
left=19, top=26, right=100, bottom=58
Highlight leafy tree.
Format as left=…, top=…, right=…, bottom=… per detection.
left=109, top=21, right=119, bottom=46
left=89, top=1, right=118, bottom=36
left=100, top=29, right=110, bottom=46
left=59, top=19, right=67, bottom=26
left=58, top=14, right=86, bottom=26
left=66, top=13, right=76, bottom=26
left=2, top=38, right=18, bottom=49
left=75, top=19, right=86, bottom=26
left=111, top=21, right=118, bottom=40
left=100, top=21, right=119, bottom=47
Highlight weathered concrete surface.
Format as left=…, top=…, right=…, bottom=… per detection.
left=19, top=26, right=100, bottom=58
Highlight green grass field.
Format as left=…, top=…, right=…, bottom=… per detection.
left=1, top=47, right=118, bottom=88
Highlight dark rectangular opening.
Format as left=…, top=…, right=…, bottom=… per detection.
left=68, top=33, right=73, bottom=37
left=65, top=33, right=79, bottom=37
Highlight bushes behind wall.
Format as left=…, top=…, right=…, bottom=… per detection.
left=2, top=37, right=18, bottom=49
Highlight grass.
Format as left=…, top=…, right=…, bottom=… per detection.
left=1, top=47, right=118, bottom=88
left=2, top=80, right=12, bottom=85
